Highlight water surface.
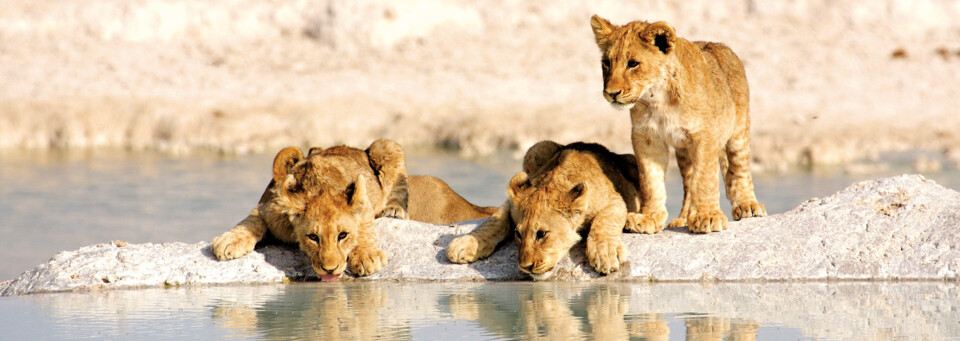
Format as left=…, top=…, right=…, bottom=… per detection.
left=2, top=281, right=958, bottom=340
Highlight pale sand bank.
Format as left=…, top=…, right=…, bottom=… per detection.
left=1, top=1, right=959, bottom=171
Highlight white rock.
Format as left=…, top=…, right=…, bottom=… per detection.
left=3, top=175, right=959, bottom=296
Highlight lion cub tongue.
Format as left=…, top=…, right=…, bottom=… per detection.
left=319, top=274, right=341, bottom=282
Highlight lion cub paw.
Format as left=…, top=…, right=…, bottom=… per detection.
left=377, top=205, right=408, bottom=220
left=446, top=235, right=484, bottom=263
left=211, top=230, right=257, bottom=261
left=667, top=216, right=687, bottom=228
left=624, top=212, right=666, bottom=234
left=348, top=246, right=388, bottom=276
left=688, top=209, right=728, bottom=234
left=732, top=200, right=766, bottom=220
left=586, top=237, right=626, bottom=275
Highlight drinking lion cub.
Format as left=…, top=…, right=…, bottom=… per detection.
left=590, top=15, right=766, bottom=234
left=447, top=141, right=641, bottom=280
left=212, top=139, right=494, bottom=281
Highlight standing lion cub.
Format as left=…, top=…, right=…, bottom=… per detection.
left=590, top=15, right=766, bottom=233
left=211, top=139, right=494, bottom=281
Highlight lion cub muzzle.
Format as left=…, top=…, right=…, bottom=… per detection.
left=518, top=261, right=556, bottom=281
left=516, top=230, right=564, bottom=281
left=519, top=255, right=557, bottom=282
left=307, top=242, right=348, bottom=281
left=317, top=250, right=343, bottom=273
left=517, top=252, right=554, bottom=276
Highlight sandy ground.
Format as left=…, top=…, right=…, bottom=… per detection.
left=1, top=0, right=959, bottom=171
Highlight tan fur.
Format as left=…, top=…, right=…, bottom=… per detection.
left=590, top=15, right=766, bottom=234
left=211, top=139, right=492, bottom=279
left=447, top=141, right=642, bottom=280
left=407, top=175, right=497, bottom=225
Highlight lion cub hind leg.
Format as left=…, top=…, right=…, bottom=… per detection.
left=686, top=142, right=728, bottom=234
left=625, top=212, right=666, bottom=234
left=211, top=207, right=268, bottom=261
left=586, top=206, right=628, bottom=274
left=667, top=147, right=694, bottom=229
left=446, top=201, right=512, bottom=263
left=724, top=132, right=766, bottom=220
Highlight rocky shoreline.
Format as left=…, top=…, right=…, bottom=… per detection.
left=3, top=174, right=958, bottom=296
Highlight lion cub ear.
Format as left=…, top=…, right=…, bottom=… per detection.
left=507, top=172, right=531, bottom=200
left=566, top=182, right=589, bottom=214
left=307, top=147, right=324, bottom=157
left=273, top=147, right=304, bottom=185
left=346, top=174, right=369, bottom=215
left=641, top=21, right=675, bottom=54
left=590, top=15, right=616, bottom=50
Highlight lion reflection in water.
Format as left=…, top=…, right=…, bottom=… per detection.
left=210, top=283, right=757, bottom=340
left=447, top=284, right=759, bottom=340
left=211, top=283, right=410, bottom=339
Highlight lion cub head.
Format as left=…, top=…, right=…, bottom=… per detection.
left=590, top=15, right=677, bottom=111
left=507, top=171, right=590, bottom=280
left=271, top=147, right=372, bottom=281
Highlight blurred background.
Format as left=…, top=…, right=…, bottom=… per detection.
left=1, top=0, right=958, bottom=170
left=1, top=0, right=959, bottom=280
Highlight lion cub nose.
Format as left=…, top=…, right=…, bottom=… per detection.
left=518, top=263, right=534, bottom=272
left=319, top=264, right=337, bottom=274
left=605, top=90, right=622, bottom=101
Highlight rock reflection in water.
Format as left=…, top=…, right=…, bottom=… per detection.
left=8, top=282, right=959, bottom=340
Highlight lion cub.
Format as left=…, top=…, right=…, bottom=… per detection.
left=447, top=141, right=640, bottom=280
left=590, top=15, right=766, bottom=234
left=212, top=139, right=494, bottom=281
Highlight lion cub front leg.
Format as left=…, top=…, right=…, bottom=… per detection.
left=211, top=206, right=268, bottom=261
left=447, top=201, right=512, bottom=263
left=586, top=205, right=628, bottom=274
left=348, top=222, right=388, bottom=276
left=625, top=133, right=669, bottom=234
left=686, top=140, right=727, bottom=233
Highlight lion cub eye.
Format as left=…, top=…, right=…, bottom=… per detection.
left=306, top=234, right=319, bottom=242
left=338, top=232, right=348, bottom=241
left=514, top=230, right=521, bottom=240
left=536, top=230, right=547, bottom=240
left=627, top=60, right=639, bottom=68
